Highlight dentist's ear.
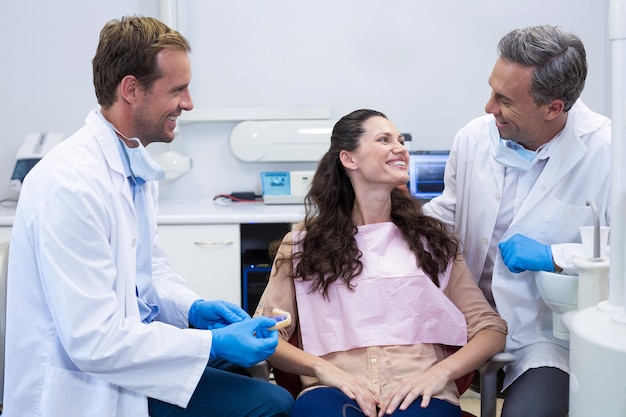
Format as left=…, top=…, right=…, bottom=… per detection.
left=545, top=99, right=565, bottom=121
left=119, top=75, right=138, bottom=104
left=339, top=150, right=358, bottom=171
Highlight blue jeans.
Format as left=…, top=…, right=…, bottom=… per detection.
left=148, top=361, right=293, bottom=417
left=291, top=387, right=461, bottom=417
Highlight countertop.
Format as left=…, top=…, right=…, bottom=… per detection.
left=157, top=199, right=306, bottom=224
left=0, top=199, right=306, bottom=227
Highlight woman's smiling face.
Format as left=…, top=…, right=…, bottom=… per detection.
left=343, top=115, right=409, bottom=188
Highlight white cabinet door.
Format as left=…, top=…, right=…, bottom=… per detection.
left=0, top=227, right=11, bottom=243
left=157, top=224, right=241, bottom=305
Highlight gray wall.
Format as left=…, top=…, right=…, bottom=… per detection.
left=0, top=0, right=611, bottom=202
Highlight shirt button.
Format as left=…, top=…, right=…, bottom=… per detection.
left=372, top=379, right=379, bottom=384
left=371, top=358, right=377, bottom=363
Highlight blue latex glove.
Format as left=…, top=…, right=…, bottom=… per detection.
left=188, top=300, right=250, bottom=330
left=498, top=234, right=555, bottom=273
left=209, top=316, right=279, bottom=367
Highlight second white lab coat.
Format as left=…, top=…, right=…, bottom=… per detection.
left=4, top=110, right=213, bottom=416
left=423, top=100, right=611, bottom=388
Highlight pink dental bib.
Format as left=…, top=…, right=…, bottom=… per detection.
left=293, top=223, right=467, bottom=357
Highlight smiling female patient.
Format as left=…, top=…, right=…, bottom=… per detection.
left=256, top=109, right=507, bottom=417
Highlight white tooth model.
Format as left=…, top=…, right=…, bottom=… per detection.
left=568, top=1, right=626, bottom=415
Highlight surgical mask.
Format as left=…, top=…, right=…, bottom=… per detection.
left=116, top=131, right=165, bottom=182
left=489, top=121, right=537, bottom=171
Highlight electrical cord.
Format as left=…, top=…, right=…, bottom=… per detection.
left=212, top=192, right=263, bottom=203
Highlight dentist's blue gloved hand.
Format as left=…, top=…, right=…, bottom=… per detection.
left=498, top=234, right=555, bottom=273
left=188, top=299, right=250, bottom=330
left=209, top=316, right=279, bottom=368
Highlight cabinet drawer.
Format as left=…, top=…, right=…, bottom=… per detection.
left=157, top=224, right=241, bottom=304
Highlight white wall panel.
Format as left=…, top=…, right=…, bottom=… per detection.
left=0, top=0, right=611, bottom=202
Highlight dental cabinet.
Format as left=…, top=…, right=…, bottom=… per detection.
left=158, top=223, right=242, bottom=303
left=0, top=201, right=304, bottom=307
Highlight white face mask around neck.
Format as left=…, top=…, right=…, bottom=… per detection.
left=114, top=129, right=165, bottom=182
left=488, top=120, right=537, bottom=171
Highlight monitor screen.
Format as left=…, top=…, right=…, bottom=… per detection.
left=407, top=150, right=449, bottom=201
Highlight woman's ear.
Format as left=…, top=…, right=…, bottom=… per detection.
left=339, top=150, right=358, bottom=171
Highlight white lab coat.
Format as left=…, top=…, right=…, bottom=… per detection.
left=4, top=110, right=213, bottom=416
left=423, top=100, right=611, bottom=388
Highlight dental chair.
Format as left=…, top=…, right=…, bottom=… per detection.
left=0, top=241, right=9, bottom=414
left=271, top=328, right=514, bottom=417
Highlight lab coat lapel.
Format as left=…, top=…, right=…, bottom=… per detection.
left=86, top=110, right=138, bottom=316
left=86, top=110, right=135, bottom=210
left=512, top=126, right=587, bottom=223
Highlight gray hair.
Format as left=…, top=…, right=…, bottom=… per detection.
left=498, top=25, right=587, bottom=112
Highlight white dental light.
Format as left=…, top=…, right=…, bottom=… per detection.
left=229, top=120, right=335, bottom=162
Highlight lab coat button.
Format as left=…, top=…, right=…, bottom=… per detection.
left=132, top=238, right=137, bottom=247
left=495, top=192, right=501, bottom=200
left=482, top=237, right=488, bottom=245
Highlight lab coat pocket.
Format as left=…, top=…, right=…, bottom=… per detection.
left=536, top=198, right=592, bottom=242
left=41, top=365, right=117, bottom=417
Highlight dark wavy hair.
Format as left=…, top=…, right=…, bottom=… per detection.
left=275, top=109, right=459, bottom=299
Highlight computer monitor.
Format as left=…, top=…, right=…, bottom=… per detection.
left=407, top=150, right=449, bottom=201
